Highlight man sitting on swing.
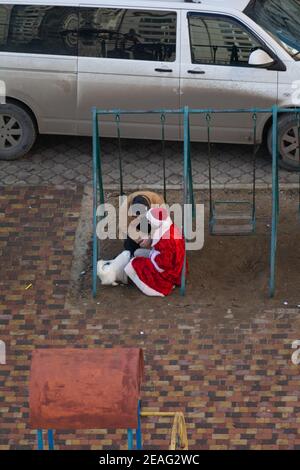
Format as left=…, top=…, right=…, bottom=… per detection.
left=125, top=206, right=186, bottom=297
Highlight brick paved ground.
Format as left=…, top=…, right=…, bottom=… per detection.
left=0, top=135, right=299, bottom=189
left=0, top=186, right=84, bottom=449
left=1, top=185, right=300, bottom=450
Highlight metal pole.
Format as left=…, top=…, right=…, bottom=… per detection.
left=96, top=113, right=105, bottom=206
left=92, top=108, right=99, bottom=298
left=252, top=112, right=257, bottom=223
left=161, top=113, right=167, bottom=203
left=206, top=113, right=213, bottom=222
left=297, top=113, right=300, bottom=216
left=269, top=105, right=279, bottom=298
left=180, top=106, right=189, bottom=296
left=136, top=400, right=142, bottom=450
left=47, top=429, right=54, bottom=450
left=127, top=429, right=133, bottom=450
left=187, top=113, right=195, bottom=217
left=116, top=114, right=124, bottom=196
left=37, top=430, right=43, bottom=450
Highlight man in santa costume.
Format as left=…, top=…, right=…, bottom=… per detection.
left=125, top=207, right=186, bottom=297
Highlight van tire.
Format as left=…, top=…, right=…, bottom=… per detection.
left=0, top=102, right=37, bottom=161
left=267, top=114, right=300, bottom=172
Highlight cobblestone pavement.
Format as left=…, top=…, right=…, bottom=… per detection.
left=1, top=186, right=300, bottom=450
left=0, top=186, right=83, bottom=449
left=0, top=135, right=299, bottom=189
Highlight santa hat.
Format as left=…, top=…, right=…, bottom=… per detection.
left=146, top=208, right=172, bottom=245
left=146, top=207, right=168, bottom=227
left=146, top=208, right=173, bottom=246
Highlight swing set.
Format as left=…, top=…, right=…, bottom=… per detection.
left=92, top=108, right=191, bottom=298
left=92, top=105, right=300, bottom=299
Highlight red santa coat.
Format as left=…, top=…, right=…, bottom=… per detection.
left=125, top=221, right=185, bottom=297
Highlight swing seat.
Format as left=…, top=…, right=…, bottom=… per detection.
left=210, top=201, right=255, bottom=236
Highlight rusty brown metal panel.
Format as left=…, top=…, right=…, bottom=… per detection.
left=29, top=348, right=144, bottom=430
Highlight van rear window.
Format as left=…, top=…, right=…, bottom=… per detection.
left=0, top=5, right=78, bottom=55
left=0, top=5, right=177, bottom=61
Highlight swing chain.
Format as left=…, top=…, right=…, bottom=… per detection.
left=115, top=113, right=124, bottom=196
left=252, top=112, right=258, bottom=150
left=161, top=113, right=167, bottom=203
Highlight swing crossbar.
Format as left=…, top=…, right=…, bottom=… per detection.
left=93, top=107, right=299, bottom=116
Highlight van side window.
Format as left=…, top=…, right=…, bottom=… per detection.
left=188, top=13, right=262, bottom=66
left=79, top=8, right=176, bottom=61
left=0, top=5, right=78, bottom=55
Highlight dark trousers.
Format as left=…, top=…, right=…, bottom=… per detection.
left=124, top=221, right=151, bottom=256
left=124, top=237, right=140, bottom=256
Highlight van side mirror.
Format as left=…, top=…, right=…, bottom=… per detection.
left=248, top=49, right=275, bottom=68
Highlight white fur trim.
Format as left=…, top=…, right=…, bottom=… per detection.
left=151, top=219, right=172, bottom=247
left=147, top=209, right=167, bottom=227
left=146, top=209, right=172, bottom=244
left=150, top=250, right=164, bottom=273
left=125, top=260, right=165, bottom=297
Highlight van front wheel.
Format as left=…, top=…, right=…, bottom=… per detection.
left=0, top=103, right=37, bottom=161
left=267, top=114, right=300, bottom=172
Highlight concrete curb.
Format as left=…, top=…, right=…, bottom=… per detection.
left=101, top=183, right=300, bottom=191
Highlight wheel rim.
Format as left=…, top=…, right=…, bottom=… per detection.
left=280, top=125, right=300, bottom=167
left=0, top=114, right=22, bottom=150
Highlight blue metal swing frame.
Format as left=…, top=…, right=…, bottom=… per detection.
left=92, top=105, right=300, bottom=300
left=92, top=107, right=194, bottom=299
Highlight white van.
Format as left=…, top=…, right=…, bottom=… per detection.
left=0, top=0, right=299, bottom=170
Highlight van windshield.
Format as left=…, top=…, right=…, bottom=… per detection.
left=244, top=0, right=300, bottom=60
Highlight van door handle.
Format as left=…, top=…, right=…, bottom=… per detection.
left=188, top=69, right=205, bottom=74
left=155, top=68, right=173, bottom=73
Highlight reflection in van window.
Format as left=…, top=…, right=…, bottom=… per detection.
left=0, top=5, right=78, bottom=55
left=79, top=8, right=176, bottom=61
left=188, top=14, right=261, bottom=66
left=244, top=0, right=300, bottom=60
